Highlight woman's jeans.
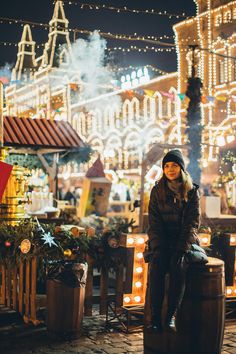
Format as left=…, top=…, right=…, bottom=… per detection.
left=149, top=249, right=189, bottom=319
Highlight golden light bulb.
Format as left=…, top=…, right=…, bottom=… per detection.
left=227, top=288, right=232, bottom=295
left=127, top=237, right=134, bottom=245
left=134, top=296, right=141, bottom=303
left=136, top=252, right=143, bottom=259
left=135, top=281, right=142, bottom=288
left=202, top=237, right=208, bottom=244
left=230, top=236, right=236, bottom=244
left=124, top=296, right=131, bottom=303
left=137, top=237, right=145, bottom=244
left=136, top=267, right=143, bottom=273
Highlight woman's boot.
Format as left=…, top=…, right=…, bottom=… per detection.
left=165, top=310, right=177, bottom=332
left=149, top=309, right=163, bottom=332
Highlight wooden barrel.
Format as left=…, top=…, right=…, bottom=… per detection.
left=47, top=279, right=85, bottom=337
left=144, top=257, right=225, bottom=354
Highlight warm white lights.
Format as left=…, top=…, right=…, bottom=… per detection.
left=135, top=281, right=142, bottom=288
left=136, top=266, right=143, bottom=274
left=226, top=135, right=235, bottom=144
left=216, top=136, right=226, bottom=147
left=137, top=237, right=145, bottom=244
left=127, top=237, right=134, bottom=245
left=134, top=296, right=141, bottom=303
left=136, top=252, right=143, bottom=259
left=230, top=235, right=236, bottom=246
left=124, top=296, right=131, bottom=303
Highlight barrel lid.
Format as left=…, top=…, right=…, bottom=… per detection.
left=205, top=257, right=224, bottom=267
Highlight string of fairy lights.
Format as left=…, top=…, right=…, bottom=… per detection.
left=56, top=0, right=189, bottom=19
left=0, top=40, right=234, bottom=62
left=0, top=16, right=175, bottom=46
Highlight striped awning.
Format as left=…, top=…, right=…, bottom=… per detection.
left=3, top=116, right=85, bottom=149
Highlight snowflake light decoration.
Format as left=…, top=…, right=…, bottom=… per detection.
left=41, top=232, right=58, bottom=247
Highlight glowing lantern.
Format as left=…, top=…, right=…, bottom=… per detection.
left=120, top=233, right=148, bottom=307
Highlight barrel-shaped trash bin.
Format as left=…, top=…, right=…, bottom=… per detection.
left=47, top=261, right=87, bottom=337
left=144, top=257, right=225, bottom=354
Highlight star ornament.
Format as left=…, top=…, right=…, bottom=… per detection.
left=41, top=232, right=58, bottom=247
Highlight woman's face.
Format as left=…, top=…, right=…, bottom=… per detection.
left=163, top=162, right=181, bottom=181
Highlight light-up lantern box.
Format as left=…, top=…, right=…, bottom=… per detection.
left=218, top=233, right=236, bottom=298
left=198, top=233, right=211, bottom=247
left=201, top=196, right=221, bottom=218
left=120, top=233, right=148, bottom=307
left=77, top=177, right=111, bottom=218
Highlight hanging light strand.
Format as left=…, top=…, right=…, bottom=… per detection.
left=0, top=40, right=175, bottom=54
left=0, top=16, right=175, bottom=46
left=58, top=0, right=188, bottom=19
left=107, top=46, right=175, bottom=53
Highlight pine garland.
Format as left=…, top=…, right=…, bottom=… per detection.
left=0, top=217, right=135, bottom=272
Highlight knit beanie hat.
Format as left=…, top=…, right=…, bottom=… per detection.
left=162, top=149, right=185, bottom=171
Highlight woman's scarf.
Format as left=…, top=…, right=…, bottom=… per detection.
left=167, top=179, right=183, bottom=203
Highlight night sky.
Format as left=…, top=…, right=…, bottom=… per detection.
left=0, top=0, right=196, bottom=75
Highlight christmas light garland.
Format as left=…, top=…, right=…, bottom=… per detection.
left=58, top=0, right=188, bottom=19
left=107, top=46, right=175, bottom=53
left=0, top=16, right=174, bottom=46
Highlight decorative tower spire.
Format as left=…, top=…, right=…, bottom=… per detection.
left=41, top=0, right=71, bottom=68
left=12, top=24, right=37, bottom=81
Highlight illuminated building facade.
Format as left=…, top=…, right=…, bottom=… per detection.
left=4, top=0, right=236, bottom=175
left=174, top=0, right=236, bottom=166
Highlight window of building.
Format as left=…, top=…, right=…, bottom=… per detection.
left=224, top=10, right=232, bottom=23
left=233, top=7, right=236, bottom=19
left=215, top=14, right=222, bottom=27
left=219, top=60, right=225, bottom=84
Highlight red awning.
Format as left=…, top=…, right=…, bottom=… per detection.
left=3, top=116, right=84, bottom=149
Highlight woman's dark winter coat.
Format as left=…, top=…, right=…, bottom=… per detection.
left=148, top=183, right=200, bottom=253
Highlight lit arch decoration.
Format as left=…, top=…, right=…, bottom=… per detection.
left=153, top=91, right=163, bottom=120
left=123, top=99, right=132, bottom=127
left=143, top=95, right=156, bottom=122
left=130, top=97, right=140, bottom=123
left=167, top=124, right=182, bottom=145
left=169, top=87, right=179, bottom=117
left=113, top=104, right=122, bottom=129
left=89, top=108, right=103, bottom=134
left=104, top=105, right=115, bottom=129
left=144, top=127, right=165, bottom=153
left=212, top=38, right=228, bottom=86
left=124, top=131, right=142, bottom=169
left=71, top=113, right=80, bottom=134
left=229, top=41, right=236, bottom=82
left=77, top=112, right=87, bottom=137
left=104, top=134, right=123, bottom=168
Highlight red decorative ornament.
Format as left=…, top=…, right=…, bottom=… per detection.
left=5, top=241, right=11, bottom=247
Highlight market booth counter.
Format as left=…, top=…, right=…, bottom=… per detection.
left=0, top=115, right=89, bottom=325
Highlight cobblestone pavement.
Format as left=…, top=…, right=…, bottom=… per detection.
left=0, top=310, right=236, bottom=354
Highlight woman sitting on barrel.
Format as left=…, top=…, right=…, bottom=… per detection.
left=147, top=149, right=200, bottom=332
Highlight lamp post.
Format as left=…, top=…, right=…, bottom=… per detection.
left=185, top=45, right=203, bottom=186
